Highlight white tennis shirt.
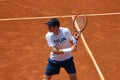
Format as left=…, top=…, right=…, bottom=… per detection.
left=46, top=27, right=76, bottom=61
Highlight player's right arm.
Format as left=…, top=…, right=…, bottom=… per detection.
left=50, top=45, right=76, bottom=54
left=50, top=46, right=64, bottom=54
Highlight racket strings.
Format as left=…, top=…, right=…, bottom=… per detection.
left=74, top=16, right=87, bottom=33
left=76, top=16, right=86, bottom=29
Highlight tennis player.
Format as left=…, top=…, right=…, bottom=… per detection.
left=43, top=18, right=79, bottom=80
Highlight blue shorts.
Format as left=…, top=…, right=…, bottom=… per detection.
left=45, top=57, right=76, bottom=76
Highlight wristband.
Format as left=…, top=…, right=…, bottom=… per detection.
left=62, top=48, right=72, bottom=53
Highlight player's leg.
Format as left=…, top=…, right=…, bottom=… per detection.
left=69, top=73, right=77, bottom=80
left=42, top=75, right=52, bottom=80
left=63, top=57, right=78, bottom=80
left=43, top=58, right=60, bottom=80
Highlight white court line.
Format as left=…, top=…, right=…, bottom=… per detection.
left=81, top=34, right=105, bottom=80
left=71, top=16, right=105, bottom=80
left=0, top=12, right=120, bottom=21
left=0, top=15, right=73, bottom=21
left=0, top=0, right=8, bottom=1
left=84, top=12, right=120, bottom=16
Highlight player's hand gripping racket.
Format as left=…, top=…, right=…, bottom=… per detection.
left=73, top=15, right=87, bottom=41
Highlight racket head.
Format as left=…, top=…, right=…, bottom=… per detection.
left=73, top=15, right=87, bottom=34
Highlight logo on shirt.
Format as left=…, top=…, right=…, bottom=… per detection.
left=54, top=37, right=67, bottom=45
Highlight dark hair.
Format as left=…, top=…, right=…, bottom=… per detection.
left=46, top=18, right=60, bottom=27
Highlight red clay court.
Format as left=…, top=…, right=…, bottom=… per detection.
left=0, top=0, right=120, bottom=80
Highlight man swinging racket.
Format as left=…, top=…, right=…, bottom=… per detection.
left=43, top=18, right=80, bottom=80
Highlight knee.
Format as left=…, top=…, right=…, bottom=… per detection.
left=69, top=73, right=78, bottom=80
left=42, top=75, right=52, bottom=80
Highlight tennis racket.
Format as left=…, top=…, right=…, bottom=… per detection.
left=73, top=15, right=87, bottom=34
